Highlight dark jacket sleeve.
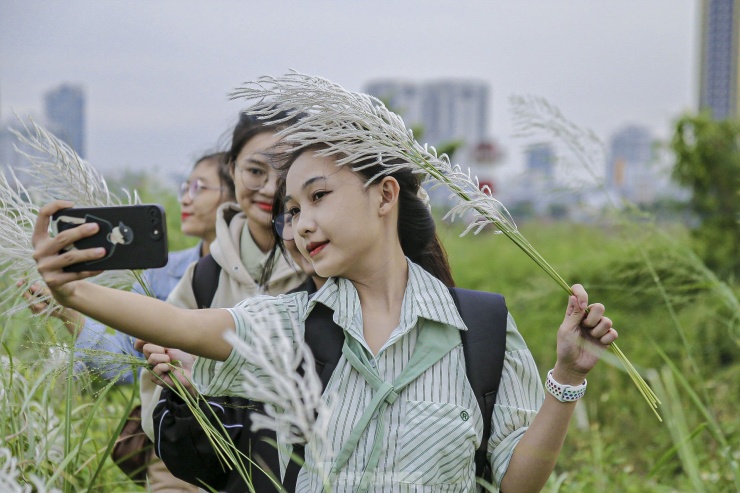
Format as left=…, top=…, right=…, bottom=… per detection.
left=152, top=388, right=284, bottom=492
left=152, top=388, right=252, bottom=491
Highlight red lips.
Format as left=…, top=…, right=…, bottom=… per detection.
left=255, top=202, right=273, bottom=212
left=307, top=241, right=329, bottom=257
left=181, top=213, right=192, bottom=221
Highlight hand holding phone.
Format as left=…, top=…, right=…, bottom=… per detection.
left=51, top=205, right=169, bottom=271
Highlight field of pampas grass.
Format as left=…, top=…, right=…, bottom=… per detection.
left=1, top=101, right=737, bottom=491
left=0, top=216, right=736, bottom=492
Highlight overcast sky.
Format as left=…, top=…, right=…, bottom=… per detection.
left=1, top=0, right=698, bottom=182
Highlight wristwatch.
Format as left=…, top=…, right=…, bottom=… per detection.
left=546, top=369, right=587, bottom=402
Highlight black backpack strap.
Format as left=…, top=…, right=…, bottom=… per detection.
left=191, top=254, right=221, bottom=309
left=304, top=303, right=346, bottom=388
left=449, top=287, right=508, bottom=485
left=284, top=302, right=345, bottom=490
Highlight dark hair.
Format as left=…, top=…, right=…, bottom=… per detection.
left=227, top=106, right=302, bottom=173
left=276, top=146, right=455, bottom=287
left=193, top=151, right=235, bottom=203
left=229, top=105, right=306, bottom=288
left=259, top=179, right=292, bottom=288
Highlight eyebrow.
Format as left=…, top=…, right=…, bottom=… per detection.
left=237, top=156, right=269, bottom=167
left=284, top=175, right=327, bottom=203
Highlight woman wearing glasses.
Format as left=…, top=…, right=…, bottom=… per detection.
left=162, top=111, right=306, bottom=311
left=178, top=154, right=233, bottom=257
left=136, top=110, right=307, bottom=491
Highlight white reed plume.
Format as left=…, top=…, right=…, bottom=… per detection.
left=0, top=119, right=145, bottom=318
left=223, top=302, right=334, bottom=482
left=510, top=95, right=606, bottom=187
left=230, top=71, right=661, bottom=419
left=11, top=118, right=131, bottom=207
left=0, top=447, right=61, bottom=493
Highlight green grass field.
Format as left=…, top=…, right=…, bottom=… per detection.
left=1, top=218, right=738, bottom=492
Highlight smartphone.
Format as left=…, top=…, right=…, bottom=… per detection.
left=51, top=204, right=169, bottom=272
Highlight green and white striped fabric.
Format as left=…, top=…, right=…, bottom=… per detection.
left=193, top=260, right=544, bottom=492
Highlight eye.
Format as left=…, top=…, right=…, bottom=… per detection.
left=286, top=206, right=300, bottom=218
left=247, top=167, right=265, bottom=176
left=312, top=190, right=329, bottom=202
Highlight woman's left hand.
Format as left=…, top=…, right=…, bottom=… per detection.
left=553, top=284, right=618, bottom=385
left=135, top=339, right=196, bottom=395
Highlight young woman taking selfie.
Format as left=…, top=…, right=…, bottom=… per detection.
left=32, top=90, right=617, bottom=493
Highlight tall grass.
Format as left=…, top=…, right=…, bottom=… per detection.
left=506, top=94, right=738, bottom=491
left=1, top=103, right=737, bottom=491
left=441, top=219, right=738, bottom=492
left=0, top=216, right=736, bottom=491
left=0, top=315, right=145, bottom=492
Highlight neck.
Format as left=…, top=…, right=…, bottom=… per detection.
left=246, top=220, right=274, bottom=253
left=200, top=232, right=216, bottom=257
left=351, top=242, right=409, bottom=355
left=312, top=275, right=327, bottom=290
left=352, top=247, right=408, bottom=308
left=200, top=239, right=212, bottom=257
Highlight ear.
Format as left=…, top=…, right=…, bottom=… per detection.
left=228, top=163, right=236, bottom=182
left=377, top=176, right=400, bottom=217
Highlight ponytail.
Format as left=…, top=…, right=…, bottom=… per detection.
left=395, top=174, right=455, bottom=287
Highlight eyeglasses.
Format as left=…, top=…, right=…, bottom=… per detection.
left=237, top=164, right=273, bottom=191
left=273, top=211, right=296, bottom=241
left=179, top=179, right=224, bottom=199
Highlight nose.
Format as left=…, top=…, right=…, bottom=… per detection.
left=261, top=170, right=279, bottom=196
left=179, top=190, right=192, bottom=206
left=295, top=209, right=314, bottom=239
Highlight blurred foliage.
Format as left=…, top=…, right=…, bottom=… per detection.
left=440, top=217, right=738, bottom=492
left=670, top=113, right=740, bottom=280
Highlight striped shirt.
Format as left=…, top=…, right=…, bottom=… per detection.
left=193, top=260, right=544, bottom=492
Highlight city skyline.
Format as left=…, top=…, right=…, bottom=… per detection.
left=44, top=83, right=85, bottom=158
left=698, top=0, right=740, bottom=119
left=1, top=1, right=698, bottom=185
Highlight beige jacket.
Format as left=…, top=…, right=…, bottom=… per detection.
left=141, top=202, right=306, bottom=441
left=166, top=202, right=306, bottom=310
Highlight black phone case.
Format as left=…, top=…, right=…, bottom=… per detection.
left=52, top=204, right=169, bottom=272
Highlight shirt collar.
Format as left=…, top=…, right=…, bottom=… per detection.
left=302, top=259, right=467, bottom=333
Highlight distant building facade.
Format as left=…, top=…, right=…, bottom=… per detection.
left=525, top=142, right=555, bottom=178
left=44, top=84, right=86, bottom=158
left=607, top=125, right=655, bottom=204
left=364, top=79, right=489, bottom=147
left=364, top=78, right=497, bottom=207
left=699, top=0, right=740, bottom=120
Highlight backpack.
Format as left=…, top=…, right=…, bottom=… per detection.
left=191, top=253, right=508, bottom=484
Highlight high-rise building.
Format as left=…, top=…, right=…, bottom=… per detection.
left=525, top=142, right=555, bottom=178
left=364, top=79, right=495, bottom=206
left=44, top=84, right=85, bottom=158
left=363, top=80, right=425, bottom=131
left=363, top=79, right=489, bottom=147
left=607, top=125, right=654, bottom=204
left=419, top=81, right=488, bottom=146
left=699, top=0, right=740, bottom=120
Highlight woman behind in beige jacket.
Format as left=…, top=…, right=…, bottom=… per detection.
left=138, top=109, right=307, bottom=492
